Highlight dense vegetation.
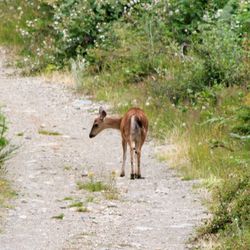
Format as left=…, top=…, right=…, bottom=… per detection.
left=0, top=0, right=249, bottom=248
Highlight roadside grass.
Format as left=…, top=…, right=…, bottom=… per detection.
left=68, top=201, right=83, bottom=208
left=38, top=130, right=61, bottom=136
left=77, top=172, right=119, bottom=200
left=51, top=213, right=64, bottom=220
left=0, top=113, right=16, bottom=209
left=68, top=201, right=89, bottom=213
left=77, top=180, right=108, bottom=193
left=0, top=178, right=17, bottom=208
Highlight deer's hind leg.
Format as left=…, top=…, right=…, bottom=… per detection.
left=120, top=139, right=127, bottom=177
left=135, top=141, right=142, bottom=179
left=128, top=139, right=135, bottom=180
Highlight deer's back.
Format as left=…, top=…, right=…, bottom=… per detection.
left=120, top=108, right=148, bottom=141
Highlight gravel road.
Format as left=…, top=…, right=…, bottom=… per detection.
left=0, top=48, right=207, bottom=250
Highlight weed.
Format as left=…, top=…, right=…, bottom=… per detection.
left=63, top=196, right=73, bottom=201
left=63, top=165, right=72, bottom=171
left=69, top=201, right=83, bottom=208
left=86, top=196, right=95, bottom=203
left=51, top=213, right=64, bottom=220
left=76, top=206, right=88, bottom=213
left=0, top=178, right=17, bottom=208
left=38, top=130, right=61, bottom=136
left=77, top=180, right=108, bottom=192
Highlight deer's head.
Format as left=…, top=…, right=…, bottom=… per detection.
left=89, top=107, right=107, bottom=138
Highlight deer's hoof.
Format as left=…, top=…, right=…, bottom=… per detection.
left=130, top=174, right=135, bottom=180
left=135, top=174, right=144, bottom=179
left=120, top=173, right=125, bottom=177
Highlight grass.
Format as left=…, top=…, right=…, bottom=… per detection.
left=77, top=172, right=119, bottom=200
left=51, top=213, right=64, bottom=220
left=38, top=130, right=61, bottom=136
left=63, top=165, right=72, bottom=171
left=68, top=201, right=83, bottom=208
left=76, top=206, right=88, bottom=213
left=63, top=196, right=73, bottom=201
left=77, top=180, right=108, bottom=192
left=0, top=178, right=17, bottom=208
left=0, top=113, right=16, bottom=211
left=86, top=195, right=95, bottom=203
left=68, top=200, right=89, bottom=213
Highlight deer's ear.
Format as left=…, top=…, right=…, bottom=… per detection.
left=99, top=106, right=107, bottom=119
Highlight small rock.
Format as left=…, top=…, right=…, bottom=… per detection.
left=19, top=215, right=27, bottom=219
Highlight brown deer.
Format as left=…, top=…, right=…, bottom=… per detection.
left=89, top=107, right=148, bottom=179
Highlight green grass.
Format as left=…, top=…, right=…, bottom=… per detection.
left=77, top=180, right=108, bottom=192
left=51, top=213, right=64, bottom=220
left=68, top=201, right=83, bottom=208
left=63, top=196, right=73, bottom=201
left=76, top=206, right=88, bottom=213
left=68, top=200, right=89, bottom=212
left=38, top=130, right=61, bottom=136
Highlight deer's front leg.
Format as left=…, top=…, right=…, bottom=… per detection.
left=120, top=139, right=127, bottom=177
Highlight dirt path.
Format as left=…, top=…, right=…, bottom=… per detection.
left=0, top=49, right=207, bottom=250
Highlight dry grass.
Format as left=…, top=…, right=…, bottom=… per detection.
left=41, top=70, right=75, bottom=87
left=156, top=128, right=190, bottom=171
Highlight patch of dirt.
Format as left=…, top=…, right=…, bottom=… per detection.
left=0, top=48, right=208, bottom=250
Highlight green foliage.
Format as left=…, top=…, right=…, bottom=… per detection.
left=232, top=106, right=250, bottom=136
left=195, top=22, right=246, bottom=87
left=51, top=0, right=124, bottom=65
left=206, top=172, right=249, bottom=234
left=0, top=113, right=9, bottom=167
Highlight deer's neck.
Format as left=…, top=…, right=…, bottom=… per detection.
left=104, top=117, right=122, bottom=130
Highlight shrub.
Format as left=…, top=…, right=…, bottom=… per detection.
left=195, top=22, right=246, bottom=88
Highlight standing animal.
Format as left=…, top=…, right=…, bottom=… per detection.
left=89, top=107, right=148, bottom=179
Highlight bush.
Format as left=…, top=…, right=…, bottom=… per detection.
left=195, top=22, right=246, bottom=87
